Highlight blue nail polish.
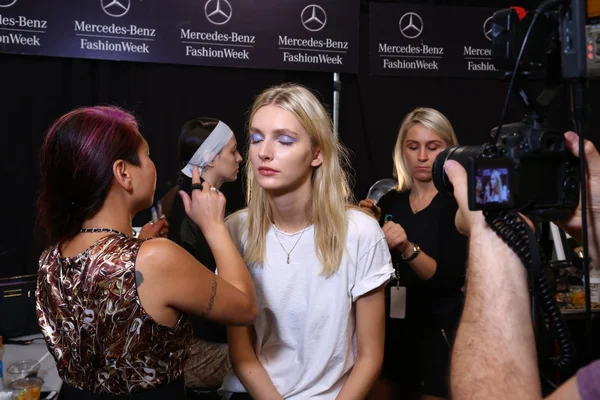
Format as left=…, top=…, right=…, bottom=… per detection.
left=384, top=214, right=393, bottom=222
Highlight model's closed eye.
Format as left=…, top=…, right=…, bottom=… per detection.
left=250, top=133, right=264, bottom=143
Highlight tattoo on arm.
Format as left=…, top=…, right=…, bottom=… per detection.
left=204, top=274, right=218, bottom=316
left=135, top=271, right=144, bottom=288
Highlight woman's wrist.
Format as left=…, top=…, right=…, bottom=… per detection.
left=401, top=242, right=420, bottom=262
left=202, top=223, right=229, bottom=241
left=400, top=243, right=412, bottom=259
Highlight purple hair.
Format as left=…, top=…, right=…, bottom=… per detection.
left=37, top=106, right=142, bottom=244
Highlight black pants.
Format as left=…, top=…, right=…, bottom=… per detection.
left=229, top=393, right=253, bottom=400
left=186, top=388, right=222, bottom=400
left=382, top=309, right=461, bottom=398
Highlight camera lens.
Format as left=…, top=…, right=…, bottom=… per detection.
left=432, top=145, right=482, bottom=197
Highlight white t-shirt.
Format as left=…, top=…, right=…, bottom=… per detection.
left=219, top=209, right=394, bottom=399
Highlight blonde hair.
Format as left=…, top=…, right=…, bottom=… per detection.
left=393, top=107, right=458, bottom=191
left=490, top=169, right=502, bottom=196
left=239, top=83, right=353, bottom=277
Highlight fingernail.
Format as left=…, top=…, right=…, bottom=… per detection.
left=444, top=160, right=456, bottom=172
left=160, top=215, right=165, bottom=219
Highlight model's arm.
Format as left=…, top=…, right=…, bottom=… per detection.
left=336, top=286, right=386, bottom=400
left=227, top=326, right=283, bottom=400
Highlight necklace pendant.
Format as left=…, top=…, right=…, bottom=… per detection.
left=287, top=254, right=290, bottom=264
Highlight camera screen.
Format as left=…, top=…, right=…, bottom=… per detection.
left=474, top=167, right=511, bottom=205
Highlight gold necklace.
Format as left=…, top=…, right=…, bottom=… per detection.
left=271, top=224, right=309, bottom=264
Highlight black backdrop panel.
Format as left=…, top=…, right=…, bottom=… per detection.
left=0, top=0, right=360, bottom=73
left=370, top=3, right=502, bottom=77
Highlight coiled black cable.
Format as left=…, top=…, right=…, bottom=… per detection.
left=536, top=272, right=577, bottom=368
left=484, top=210, right=576, bottom=369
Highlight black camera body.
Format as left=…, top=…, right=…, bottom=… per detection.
left=431, top=1, right=598, bottom=221
left=433, top=116, right=580, bottom=221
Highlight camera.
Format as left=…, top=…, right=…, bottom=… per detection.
left=432, top=122, right=579, bottom=221
left=433, top=0, right=600, bottom=221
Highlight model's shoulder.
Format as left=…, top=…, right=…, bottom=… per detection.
left=225, top=209, right=248, bottom=228
left=346, top=207, right=384, bottom=238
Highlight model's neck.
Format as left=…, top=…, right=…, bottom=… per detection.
left=267, top=183, right=312, bottom=233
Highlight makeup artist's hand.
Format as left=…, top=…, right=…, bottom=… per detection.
left=359, top=198, right=382, bottom=221
left=179, top=166, right=226, bottom=233
left=139, top=216, right=169, bottom=239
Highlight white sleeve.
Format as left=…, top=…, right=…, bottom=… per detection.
left=349, top=214, right=394, bottom=302
left=215, top=212, right=247, bottom=277
left=224, top=212, right=246, bottom=254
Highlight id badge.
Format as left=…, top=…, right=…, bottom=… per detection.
left=390, top=286, right=406, bottom=319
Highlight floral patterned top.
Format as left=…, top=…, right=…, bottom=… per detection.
left=36, top=234, right=193, bottom=395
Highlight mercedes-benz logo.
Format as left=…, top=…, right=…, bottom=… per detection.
left=100, top=0, right=130, bottom=18
left=0, top=0, right=17, bottom=8
left=301, top=4, right=327, bottom=32
left=483, top=16, right=493, bottom=41
left=399, top=12, right=423, bottom=39
left=205, top=0, right=232, bottom=26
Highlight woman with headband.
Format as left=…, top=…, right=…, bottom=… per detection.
left=160, top=118, right=243, bottom=398
left=165, top=117, right=242, bottom=255
left=35, top=106, right=257, bottom=399
left=219, top=84, right=394, bottom=399
left=360, top=108, right=467, bottom=400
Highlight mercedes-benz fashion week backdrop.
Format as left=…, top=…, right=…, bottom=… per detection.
left=1, top=0, right=598, bottom=277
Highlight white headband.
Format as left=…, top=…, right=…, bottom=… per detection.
left=181, top=120, right=234, bottom=178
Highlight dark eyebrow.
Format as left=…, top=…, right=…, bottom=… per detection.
left=249, top=126, right=262, bottom=133
left=405, top=140, right=443, bottom=145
